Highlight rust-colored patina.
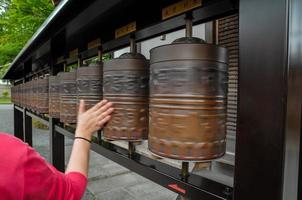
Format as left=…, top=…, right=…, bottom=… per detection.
left=37, top=78, right=49, bottom=114
left=49, top=75, right=60, bottom=118
left=103, top=53, right=149, bottom=141
left=148, top=37, right=229, bottom=160
left=76, top=62, right=103, bottom=111
left=27, top=81, right=32, bottom=110
left=32, top=79, right=39, bottom=112
left=24, top=81, right=28, bottom=109
left=59, top=71, right=77, bottom=124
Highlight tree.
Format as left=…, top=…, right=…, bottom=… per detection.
left=0, top=0, right=54, bottom=78
left=2, top=89, right=9, bottom=98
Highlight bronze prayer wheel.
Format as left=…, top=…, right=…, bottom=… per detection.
left=36, top=79, right=41, bottom=112
left=32, top=79, right=39, bottom=112
left=30, top=80, right=34, bottom=111
left=49, top=75, right=61, bottom=118
left=28, top=81, right=32, bottom=109
left=59, top=71, right=77, bottom=124
left=18, top=84, right=21, bottom=106
left=23, top=82, right=27, bottom=108
left=148, top=37, right=229, bottom=161
left=25, top=81, right=29, bottom=109
left=76, top=62, right=103, bottom=111
left=17, top=84, right=21, bottom=106
left=103, top=53, right=149, bottom=141
left=37, top=78, right=49, bottom=114
left=21, top=83, right=24, bottom=108
left=26, top=81, right=30, bottom=109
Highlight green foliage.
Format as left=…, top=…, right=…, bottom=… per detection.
left=2, top=89, right=8, bottom=97
left=32, top=119, right=48, bottom=130
left=102, top=53, right=112, bottom=61
left=0, top=0, right=54, bottom=78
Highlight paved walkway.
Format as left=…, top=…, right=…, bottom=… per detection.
left=0, top=105, right=177, bottom=200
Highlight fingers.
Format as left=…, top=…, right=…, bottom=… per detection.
left=97, top=107, right=114, bottom=121
left=97, top=115, right=111, bottom=128
left=95, top=102, right=113, bottom=116
left=88, top=99, right=108, bottom=113
left=78, top=100, right=86, bottom=115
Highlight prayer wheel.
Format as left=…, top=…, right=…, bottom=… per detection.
left=32, top=79, right=39, bottom=112
left=17, top=85, right=20, bottom=106
left=26, top=81, right=30, bottom=110
left=59, top=71, right=77, bottom=124
left=35, top=79, right=41, bottom=112
left=25, top=81, right=29, bottom=109
left=148, top=37, right=229, bottom=160
left=103, top=53, right=149, bottom=141
left=49, top=75, right=61, bottom=118
left=37, top=78, right=49, bottom=114
left=76, top=62, right=103, bottom=111
left=23, top=82, right=28, bottom=108
left=30, top=80, right=34, bottom=111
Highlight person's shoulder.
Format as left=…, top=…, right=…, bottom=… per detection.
left=0, top=132, right=26, bottom=146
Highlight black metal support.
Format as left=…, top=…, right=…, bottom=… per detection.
left=14, top=105, right=24, bottom=140
left=49, top=118, right=65, bottom=172
left=54, top=123, right=231, bottom=200
left=128, top=141, right=135, bottom=158
left=181, top=162, right=189, bottom=181
left=23, top=109, right=32, bottom=146
left=48, top=36, right=66, bottom=172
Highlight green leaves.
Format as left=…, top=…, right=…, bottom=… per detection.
left=0, top=0, right=54, bottom=78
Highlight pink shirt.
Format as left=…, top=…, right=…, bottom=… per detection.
left=0, top=133, right=87, bottom=200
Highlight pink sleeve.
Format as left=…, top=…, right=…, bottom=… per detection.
left=24, top=145, right=87, bottom=200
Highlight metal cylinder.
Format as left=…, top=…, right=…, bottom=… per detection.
left=22, top=82, right=25, bottom=108
left=59, top=71, right=77, bottom=124
left=103, top=53, right=149, bottom=141
left=37, top=78, right=49, bottom=114
left=27, top=81, right=33, bottom=109
left=49, top=75, right=61, bottom=118
left=76, top=62, right=103, bottom=111
left=148, top=38, right=229, bottom=160
left=29, top=80, right=33, bottom=110
left=23, top=82, right=28, bottom=109
left=36, top=79, right=41, bottom=112
left=32, top=79, right=39, bottom=111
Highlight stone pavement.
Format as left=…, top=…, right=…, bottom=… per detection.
left=0, top=105, right=178, bottom=200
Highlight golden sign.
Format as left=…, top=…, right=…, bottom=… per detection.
left=162, top=0, right=202, bottom=20
left=115, top=21, right=136, bottom=39
left=69, top=48, right=78, bottom=58
left=88, top=38, right=101, bottom=49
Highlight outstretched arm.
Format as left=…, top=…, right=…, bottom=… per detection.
left=24, top=99, right=113, bottom=200
left=66, top=99, right=113, bottom=176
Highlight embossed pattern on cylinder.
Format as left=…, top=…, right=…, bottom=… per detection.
left=37, top=78, right=49, bottom=114
left=77, top=62, right=103, bottom=111
left=32, top=79, right=38, bottom=112
left=149, top=40, right=229, bottom=160
left=49, top=76, right=60, bottom=118
left=103, top=53, right=149, bottom=141
left=59, top=71, right=77, bottom=124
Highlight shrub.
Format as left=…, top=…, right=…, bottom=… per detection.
left=2, top=90, right=9, bottom=98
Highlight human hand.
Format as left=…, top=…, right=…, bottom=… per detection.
left=75, top=99, right=114, bottom=140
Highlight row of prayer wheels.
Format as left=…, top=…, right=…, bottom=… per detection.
left=11, top=78, right=49, bottom=114
left=11, top=36, right=228, bottom=161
